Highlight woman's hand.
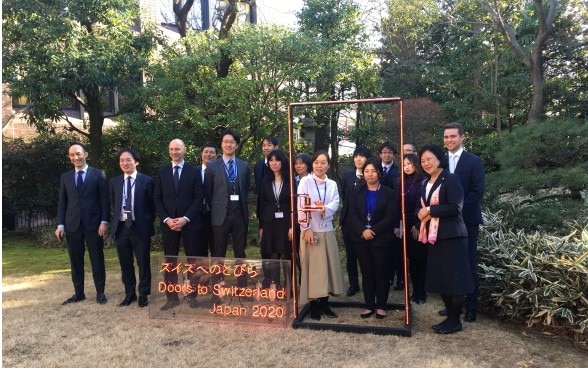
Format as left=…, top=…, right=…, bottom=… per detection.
left=411, top=226, right=419, bottom=240
left=417, top=206, right=431, bottom=222
left=303, top=228, right=315, bottom=244
left=288, top=228, right=293, bottom=241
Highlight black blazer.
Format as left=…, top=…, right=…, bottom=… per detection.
left=110, top=172, right=155, bottom=238
left=253, top=158, right=268, bottom=194
left=339, top=170, right=365, bottom=225
left=57, top=166, right=110, bottom=232
left=153, top=163, right=203, bottom=228
left=417, top=169, right=468, bottom=240
left=258, top=175, right=292, bottom=224
left=380, top=163, right=399, bottom=190
left=446, top=151, right=485, bottom=226
left=195, top=164, right=210, bottom=213
left=204, top=157, right=251, bottom=226
left=348, top=184, right=397, bottom=247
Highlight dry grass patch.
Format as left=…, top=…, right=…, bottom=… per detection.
left=3, top=273, right=587, bottom=368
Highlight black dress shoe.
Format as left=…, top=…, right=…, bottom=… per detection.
left=435, top=322, right=463, bottom=334
left=96, top=293, right=108, bottom=304
left=62, top=294, right=86, bottom=305
left=464, top=310, right=477, bottom=322
left=346, top=285, right=360, bottom=297
left=118, top=294, right=137, bottom=307
left=438, top=308, right=448, bottom=316
left=309, top=301, right=321, bottom=320
left=160, top=299, right=180, bottom=311
left=375, top=310, right=387, bottom=319
left=431, top=319, right=449, bottom=332
left=360, top=310, right=374, bottom=319
left=186, top=296, right=199, bottom=308
left=321, top=305, right=338, bottom=318
left=138, top=295, right=149, bottom=308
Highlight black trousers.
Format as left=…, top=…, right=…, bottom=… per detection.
left=342, top=224, right=359, bottom=288
left=114, top=223, right=151, bottom=297
left=211, top=209, right=248, bottom=258
left=161, top=221, right=199, bottom=301
left=355, top=242, right=393, bottom=310
left=464, top=225, right=480, bottom=311
left=66, top=226, right=106, bottom=297
left=390, top=237, right=404, bottom=286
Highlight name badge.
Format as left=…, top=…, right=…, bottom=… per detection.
left=275, top=212, right=284, bottom=219
left=319, top=222, right=328, bottom=229
left=122, top=212, right=128, bottom=221
left=230, top=194, right=240, bottom=201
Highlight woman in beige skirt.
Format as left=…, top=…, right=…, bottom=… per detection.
left=297, top=150, right=344, bottom=320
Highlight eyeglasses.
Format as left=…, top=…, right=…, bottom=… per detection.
left=222, top=140, right=236, bottom=144
left=380, top=150, right=394, bottom=155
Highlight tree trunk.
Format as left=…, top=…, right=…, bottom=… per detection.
left=84, top=86, right=105, bottom=167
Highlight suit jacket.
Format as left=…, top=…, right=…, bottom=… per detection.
left=380, top=163, right=399, bottom=190
left=110, top=172, right=155, bottom=238
left=153, top=163, right=203, bottom=229
left=348, top=184, right=396, bottom=247
left=417, top=169, right=468, bottom=240
left=253, top=158, right=268, bottom=194
left=258, top=175, right=292, bottom=224
left=57, top=166, right=110, bottom=232
left=195, top=164, right=210, bottom=214
left=447, top=151, right=485, bottom=226
left=339, top=170, right=365, bottom=225
left=204, top=157, right=251, bottom=226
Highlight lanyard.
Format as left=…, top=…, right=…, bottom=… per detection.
left=272, top=179, right=283, bottom=205
left=123, top=177, right=136, bottom=205
left=313, top=178, right=327, bottom=203
left=365, top=185, right=380, bottom=227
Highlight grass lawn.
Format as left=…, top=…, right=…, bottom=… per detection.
left=2, top=231, right=262, bottom=277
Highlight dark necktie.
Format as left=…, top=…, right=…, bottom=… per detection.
left=383, top=166, right=388, bottom=176
left=125, top=176, right=133, bottom=228
left=76, top=170, right=84, bottom=193
left=173, top=165, right=180, bottom=191
left=228, top=160, right=236, bottom=182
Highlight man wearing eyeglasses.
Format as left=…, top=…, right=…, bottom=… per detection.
left=204, top=129, right=251, bottom=260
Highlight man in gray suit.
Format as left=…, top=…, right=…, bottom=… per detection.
left=55, top=143, right=110, bottom=305
left=204, top=129, right=251, bottom=259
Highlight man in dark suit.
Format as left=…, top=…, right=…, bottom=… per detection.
left=378, top=141, right=403, bottom=291
left=154, top=138, right=203, bottom=310
left=55, top=143, right=110, bottom=305
left=195, top=143, right=218, bottom=256
left=340, top=146, right=371, bottom=296
left=443, top=122, right=486, bottom=322
left=110, top=148, right=155, bottom=308
left=253, top=136, right=278, bottom=286
left=204, top=129, right=251, bottom=259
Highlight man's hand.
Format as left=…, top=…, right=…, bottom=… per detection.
left=98, top=223, right=108, bottom=237
left=55, top=227, right=64, bottom=241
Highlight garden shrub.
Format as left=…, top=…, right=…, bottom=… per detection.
left=478, top=210, right=588, bottom=343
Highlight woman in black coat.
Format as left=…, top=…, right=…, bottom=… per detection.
left=417, top=144, right=473, bottom=334
left=349, top=158, right=398, bottom=319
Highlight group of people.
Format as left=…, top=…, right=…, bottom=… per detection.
left=55, top=123, right=485, bottom=335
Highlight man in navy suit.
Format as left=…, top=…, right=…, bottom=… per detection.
left=154, top=138, right=203, bottom=310
left=55, top=143, right=110, bottom=305
left=443, top=122, right=486, bottom=322
left=110, top=148, right=155, bottom=308
left=196, top=143, right=218, bottom=256
left=378, top=141, right=403, bottom=290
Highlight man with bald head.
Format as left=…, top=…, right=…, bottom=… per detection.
left=154, top=138, right=204, bottom=310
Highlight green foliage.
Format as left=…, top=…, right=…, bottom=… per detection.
left=100, top=115, right=198, bottom=178
left=478, top=212, right=588, bottom=338
left=485, top=118, right=588, bottom=232
left=2, top=0, right=157, bottom=163
left=2, top=133, right=79, bottom=231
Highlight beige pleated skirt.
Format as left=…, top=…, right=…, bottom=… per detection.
left=298, top=230, right=344, bottom=305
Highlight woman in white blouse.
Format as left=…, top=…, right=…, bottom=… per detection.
left=297, top=150, right=344, bottom=320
